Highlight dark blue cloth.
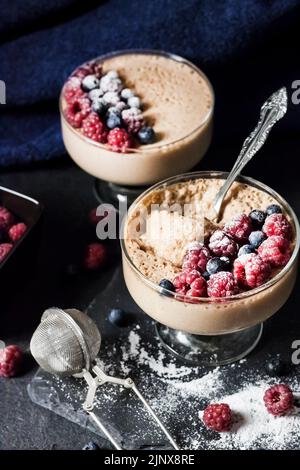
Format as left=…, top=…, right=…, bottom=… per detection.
left=0, top=0, right=299, bottom=167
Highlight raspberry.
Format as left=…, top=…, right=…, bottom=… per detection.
left=202, top=403, right=232, bottom=432
left=8, top=222, right=27, bottom=242
left=88, top=207, right=112, bottom=226
left=186, top=277, right=207, bottom=298
left=207, top=272, right=238, bottom=298
left=209, top=230, right=238, bottom=258
left=258, top=235, right=291, bottom=267
left=224, top=213, right=252, bottom=243
left=0, top=243, right=13, bottom=263
left=121, top=107, right=145, bottom=134
left=263, top=384, right=294, bottom=416
left=173, top=270, right=207, bottom=298
left=73, top=62, right=96, bottom=79
left=0, top=206, right=15, bottom=230
left=182, top=242, right=211, bottom=273
left=263, top=213, right=292, bottom=239
left=64, top=97, right=91, bottom=128
left=63, top=77, right=85, bottom=104
left=83, top=242, right=107, bottom=270
left=233, top=253, right=271, bottom=289
left=0, top=345, right=23, bottom=378
left=107, top=128, right=133, bottom=153
left=82, top=112, right=108, bottom=143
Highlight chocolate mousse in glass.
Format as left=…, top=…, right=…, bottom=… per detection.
left=60, top=50, right=214, bottom=206
left=121, top=171, right=299, bottom=365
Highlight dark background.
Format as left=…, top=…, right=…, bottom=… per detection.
left=0, top=0, right=300, bottom=450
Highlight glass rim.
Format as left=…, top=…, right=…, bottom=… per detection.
left=59, top=49, right=215, bottom=154
left=120, top=170, right=300, bottom=302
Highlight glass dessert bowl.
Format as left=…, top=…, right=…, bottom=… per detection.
left=120, top=171, right=300, bottom=366
left=60, top=50, right=214, bottom=205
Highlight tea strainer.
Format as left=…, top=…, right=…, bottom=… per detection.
left=30, top=307, right=179, bottom=450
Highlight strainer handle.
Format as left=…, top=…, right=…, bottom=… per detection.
left=87, top=410, right=122, bottom=450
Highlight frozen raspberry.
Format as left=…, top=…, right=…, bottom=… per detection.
left=63, top=77, right=85, bottom=104
left=207, top=272, right=238, bottom=298
left=64, top=97, right=91, bottom=128
left=263, top=384, right=294, bottom=416
left=258, top=235, right=291, bottom=267
left=233, top=253, right=271, bottom=289
left=173, top=270, right=207, bottom=298
left=186, top=276, right=207, bottom=297
left=224, top=213, right=252, bottom=243
left=107, top=128, right=133, bottom=153
left=83, top=242, right=107, bottom=270
left=202, top=403, right=232, bottom=432
left=73, top=62, right=95, bottom=79
left=0, top=243, right=13, bottom=263
left=263, top=213, right=292, bottom=240
left=182, top=242, right=211, bottom=273
left=0, top=206, right=15, bottom=230
left=209, top=230, right=238, bottom=258
left=0, top=345, right=23, bottom=378
left=121, top=107, right=145, bottom=134
left=8, top=223, right=27, bottom=242
left=82, top=112, right=108, bottom=143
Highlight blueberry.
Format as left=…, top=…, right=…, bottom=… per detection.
left=108, top=308, right=128, bottom=327
left=249, top=209, right=266, bottom=228
left=128, top=96, right=141, bottom=109
left=248, top=231, right=267, bottom=248
left=81, top=74, right=100, bottom=92
left=159, top=279, right=175, bottom=297
left=138, top=126, right=156, bottom=145
left=266, top=204, right=282, bottom=216
left=121, top=88, right=134, bottom=100
left=92, top=98, right=106, bottom=115
left=220, top=256, right=231, bottom=269
left=107, top=114, right=122, bottom=129
left=107, top=106, right=122, bottom=117
left=265, top=356, right=287, bottom=377
left=202, top=271, right=210, bottom=281
left=82, top=442, right=99, bottom=451
left=238, top=244, right=255, bottom=257
left=206, top=257, right=230, bottom=275
left=89, top=88, right=104, bottom=101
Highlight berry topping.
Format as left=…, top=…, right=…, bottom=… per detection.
left=107, top=128, right=133, bottom=152
left=186, top=276, right=207, bottom=298
left=207, top=272, right=238, bottom=298
left=202, top=271, right=210, bottom=281
left=0, top=345, right=23, bottom=378
left=206, top=257, right=230, bottom=275
left=182, top=242, right=211, bottom=273
left=0, top=243, right=13, bottom=263
left=128, top=96, right=141, bottom=109
left=8, top=223, right=27, bottom=242
left=249, top=209, right=266, bottom=228
left=238, top=244, right=255, bottom=257
left=82, top=112, right=108, bottom=143
left=233, top=253, right=271, bottom=288
left=224, top=213, right=252, bottom=243
left=106, top=113, right=122, bottom=129
left=265, top=356, right=287, bottom=377
left=263, top=384, right=294, bottom=416
left=64, top=97, right=91, bottom=128
left=209, top=230, right=238, bottom=258
left=103, top=91, right=121, bottom=106
left=82, top=442, right=99, bottom=451
left=159, top=279, right=176, bottom=296
left=258, top=235, right=291, bottom=267
left=73, top=62, right=97, bottom=79
left=83, top=242, right=107, bottom=270
left=202, top=403, right=232, bottom=432
left=137, top=126, right=156, bottom=145
left=263, top=213, right=292, bottom=239
left=63, top=77, right=85, bottom=104
left=108, top=308, right=128, bottom=327
left=173, top=270, right=207, bottom=297
left=81, top=74, right=99, bottom=92
left=91, top=98, right=106, bottom=115
left=0, top=207, right=15, bottom=230
left=121, top=88, right=134, bottom=100
left=266, top=204, right=282, bottom=216
left=100, top=74, right=122, bottom=93
left=121, top=107, right=144, bottom=134
left=88, top=88, right=104, bottom=101
left=248, top=230, right=267, bottom=248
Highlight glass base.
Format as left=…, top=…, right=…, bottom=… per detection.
left=155, top=323, right=263, bottom=366
left=93, top=179, right=148, bottom=209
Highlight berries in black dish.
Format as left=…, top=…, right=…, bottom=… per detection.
left=81, top=74, right=100, bottom=92
left=138, top=126, right=155, bottom=144
left=238, top=244, right=255, bottom=257
left=107, top=114, right=122, bottom=129
left=265, top=356, right=287, bottom=377
left=249, top=209, right=266, bottom=228
left=248, top=231, right=267, bottom=248
left=108, top=308, right=128, bottom=327
left=206, top=257, right=230, bottom=275
left=82, top=442, right=99, bottom=450
left=159, top=279, right=176, bottom=297
left=266, top=204, right=282, bottom=216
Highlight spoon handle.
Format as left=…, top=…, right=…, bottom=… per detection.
left=214, top=87, right=287, bottom=218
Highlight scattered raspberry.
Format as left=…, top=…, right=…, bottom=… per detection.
left=0, top=243, right=13, bottom=263
left=0, top=345, right=23, bottom=378
left=107, top=128, right=133, bottom=153
left=224, top=213, right=252, bottom=243
left=8, top=223, right=27, bottom=242
left=233, top=253, right=271, bottom=288
left=82, top=112, right=108, bottom=143
left=209, top=230, right=238, bottom=258
left=207, top=272, right=238, bottom=298
left=121, top=107, right=145, bottom=134
left=202, top=403, right=232, bottom=432
left=64, top=97, right=91, bottom=128
left=83, top=242, right=107, bottom=270
left=263, top=213, right=292, bottom=240
left=173, top=270, right=207, bottom=298
left=263, top=384, right=294, bottom=416
left=258, top=235, right=291, bottom=267
left=0, top=206, right=15, bottom=230
left=63, top=77, right=85, bottom=104
left=182, top=242, right=211, bottom=273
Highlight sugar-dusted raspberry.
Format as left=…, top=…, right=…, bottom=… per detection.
left=73, top=62, right=95, bottom=79
left=107, top=128, right=133, bottom=153
left=121, top=107, right=145, bottom=134
left=207, top=272, right=238, bottom=298
left=64, top=97, right=91, bottom=128
left=0, top=345, right=23, bottom=378
left=63, top=76, right=85, bottom=104
left=186, top=276, right=207, bottom=298
left=0, top=243, right=13, bottom=263
left=173, top=270, right=207, bottom=298
left=0, top=206, right=15, bottom=230
left=263, top=384, right=294, bottom=416
left=263, top=213, right=292, bottom=240
left=258, top=235, right=291, bottom=267
left=83, top=242, right=107, bottom=270
left=82, top=112, right=108, bottom=143
left=224, top=213, right=252, bottom=243
left=233, top=253, right=271, bottom=288
left=8, top=222, right=27, bottom=242
left=182, top=242, right=211, bottom=273
left=209, top=230, right=238, bottom=258
left=202, top=403, right=232, bottom=432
